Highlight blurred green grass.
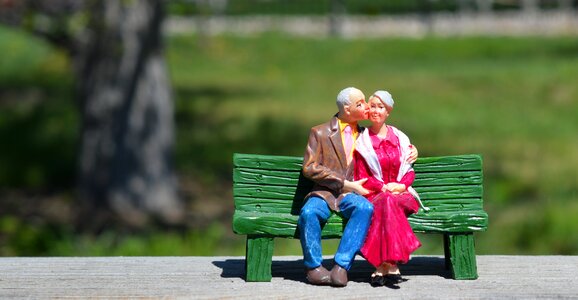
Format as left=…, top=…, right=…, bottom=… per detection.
left=1, top=25, right=577, bottom=256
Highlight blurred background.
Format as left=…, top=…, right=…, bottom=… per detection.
left=0, top=0, right=577, bottom=257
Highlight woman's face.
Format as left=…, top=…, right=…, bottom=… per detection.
left=368, top=96, right=390, bottom=125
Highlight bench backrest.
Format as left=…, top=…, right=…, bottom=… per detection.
left=233, top=153, right=486, bottom=236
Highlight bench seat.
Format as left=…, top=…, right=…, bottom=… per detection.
left=234, top=210, right=488, bottom=237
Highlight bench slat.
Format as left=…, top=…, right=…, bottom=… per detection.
left=414, top=171, right=482, bottom=187
left=234, top=167, right=482, bottom=187
left=234, top=153, right=482, bottom=173
left=234, top=183, right=482, bottom=201
left=409, top=211, right=489, bottom=232
left=233, top=211, right=345, bottom=238
left=234, top=196, right=484, bottom=214
left=233, top=210, right=488, bottom=236
left=414, top=155, right=482, bottom=173
left=234, top=153, right=303, bottom=171
left=415, top=185, right=483, bottom=200
left=234, top=168, right=300, bottom=185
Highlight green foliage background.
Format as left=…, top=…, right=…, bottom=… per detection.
left=1, top=24, right=577, bottom=256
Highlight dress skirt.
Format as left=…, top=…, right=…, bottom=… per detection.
left=360, top=191, right=421, bottom=267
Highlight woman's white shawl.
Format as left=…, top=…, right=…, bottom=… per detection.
left=354, top=126, right=429, bottom=211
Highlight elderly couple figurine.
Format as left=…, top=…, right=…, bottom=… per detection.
left=299, top=87, right=424, bottom=288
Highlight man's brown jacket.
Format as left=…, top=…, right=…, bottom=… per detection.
left=302, top=116, right=362, bottom=211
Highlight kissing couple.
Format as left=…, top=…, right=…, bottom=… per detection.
left=299, top=87, right=426, bottom=288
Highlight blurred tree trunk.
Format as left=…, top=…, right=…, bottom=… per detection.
left=558, top=0, right=573, bottom=11
left=521, top=0, right=539, bottom=14
left=75, top=0, right=183, bottom=228
left=475, top=0, right=493, bottom=15
left=194, top=0, right=211, bottom=48
left=1, top=0, right=184, bottom=228
left=419, top=0, right=434, bottom=35
left=457, top=0, right=474, bottom=14
left=329, top=0, right=345, bottom=37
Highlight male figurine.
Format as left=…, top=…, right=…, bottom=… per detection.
left=298, top=87, right=374, bottom=287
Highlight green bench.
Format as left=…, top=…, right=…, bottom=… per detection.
left=232, top=153, right=488, bottom=282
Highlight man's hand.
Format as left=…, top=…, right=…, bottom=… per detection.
left=343, top=178, right=369, bottom=195
left=382, top=182, right=406, bottom=194
left=407, top=144, right=418, bottom=164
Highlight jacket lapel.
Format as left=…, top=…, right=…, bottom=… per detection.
left=329, top=116, right=347, bottom=169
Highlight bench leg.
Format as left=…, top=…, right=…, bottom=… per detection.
left=443, top=233, right=478, bottom=280
left=245, top=235, right=274, bottom=282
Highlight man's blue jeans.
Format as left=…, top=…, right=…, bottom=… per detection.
left=298, top=193, right=373, bottom=271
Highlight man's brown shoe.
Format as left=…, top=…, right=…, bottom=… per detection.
left=306, top=266, right=331, bottom=285
left=330, top=264, right=348, bottom=287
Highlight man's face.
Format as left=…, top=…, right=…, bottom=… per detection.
left=346, top=90, right=369, bottom=122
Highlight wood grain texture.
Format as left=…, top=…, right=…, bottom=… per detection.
left=232, top=152, right=488, bottom=235
left=234, top=183, right=482, bottom=201
left=445, top=233, right=479, bottom=279
left=234, top=167, right=482, bottom=187
left=235, top=196, right=483, bottom=215
left=233, top=211, right=345, bottom=238
left=233, top=210, right=488, bottom=236
left=233, top=153, right=482, bottom=172
left=246, top=236, right=274, bottom=282
left=234, top=153, right=303, bottom=170
left=1, top=256, right=577, bottom=298
left=232, top=153, right=488, bottom=281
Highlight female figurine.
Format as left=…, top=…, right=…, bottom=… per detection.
left=353, top=90, right=425, bottom=287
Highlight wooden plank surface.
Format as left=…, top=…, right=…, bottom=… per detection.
left=233, top=154, right=484, bottom=193
left=233, top=209, right=488, bottom=236
left=234, top=167, right=482, bottom=187
left=233, top=153, right=482, bottom=173
left=235, top=196, right=484, bottom=214
left=0, top=256, right=576, bottom=298
left=234, top=183, right=483, bottom=201
left=234, top=153, right=303, bottom=170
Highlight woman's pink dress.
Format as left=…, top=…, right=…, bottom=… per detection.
left=354, top=127, right=421, bottom=267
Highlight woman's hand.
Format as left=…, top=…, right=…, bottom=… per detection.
left=382, top=183, right=407, bottom=194
left=407, top=145, right=418, bottom=164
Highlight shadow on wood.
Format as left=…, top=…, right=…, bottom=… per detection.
left=212, top=256, right=451, bottom=283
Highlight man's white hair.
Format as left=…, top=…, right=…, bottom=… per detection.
left=336, top=87, right=358, bottom=113
left=372, top=90, right=394, bottom=109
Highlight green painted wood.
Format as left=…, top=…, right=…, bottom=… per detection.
left=234, top=153, right=482, bottom=173
left=234, top=197, right=301, bottom=214
left=415, top=201, right=483, bottom=212
left=234, top=196, right=296, bottom=212
left=234, top=153, right=303, bottom=171
left=414, top=185, right=483, bottom=200
left=234, top=167, right=482, bottom=188
left=233, top=210, right=488, bottom=236
left=414, top=171, right=482, bottom=187
left=420, top=198, right=484, bottom=211
left=234, top=196, right=483, bottom=214
left=245, top=236, right=274, bottom=282
left=413, top=155, right=482, bottom=173
left=235, top=183, right=482, bottom=201
left=233, top=211, right=345, bottom=238
left=234, top=168, right=302, bottom=186
left=444, top=233, right=479, bottom=279
left=232, top=153, right=487, bottom=281
left=409, top=210, right=488, bottom=232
